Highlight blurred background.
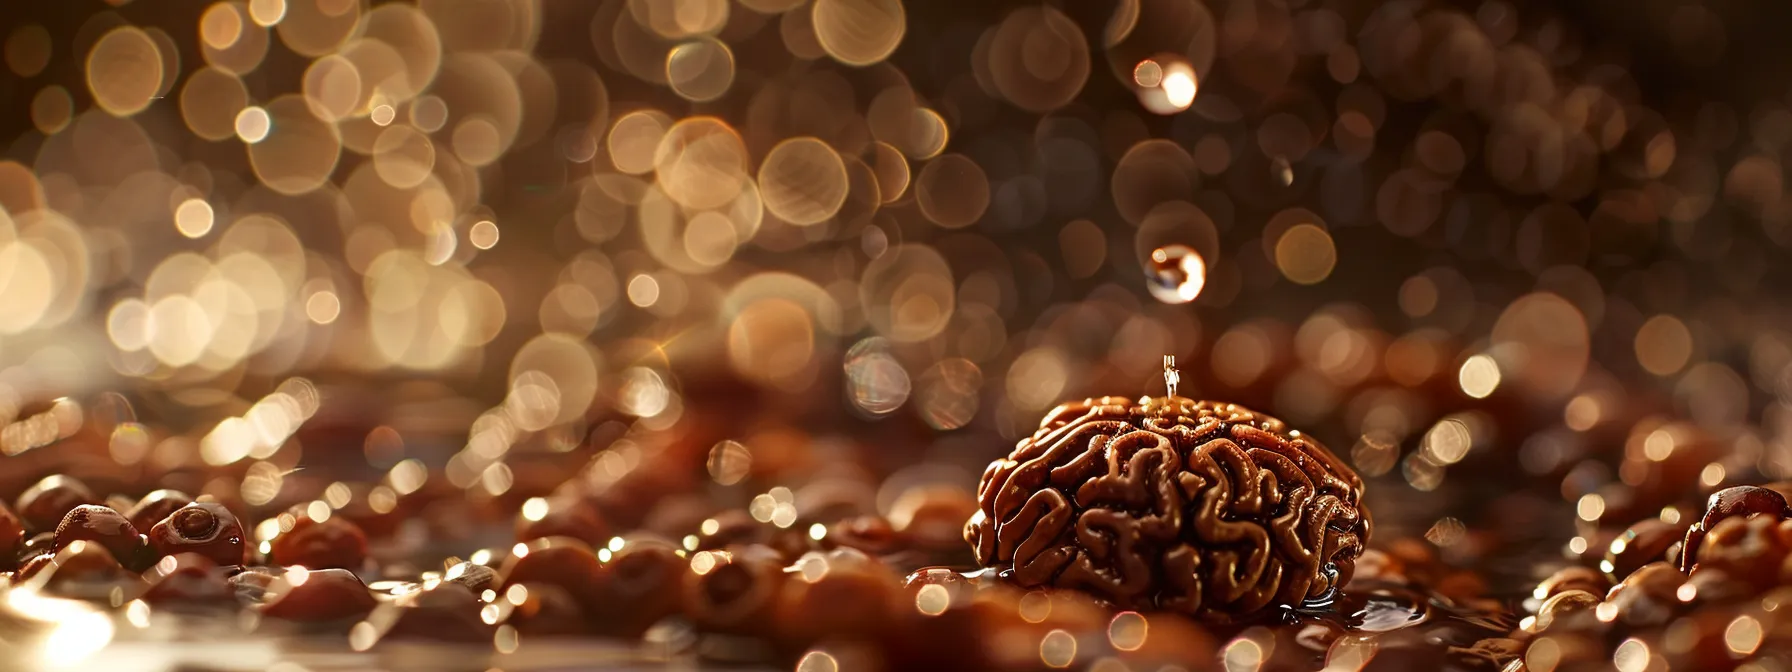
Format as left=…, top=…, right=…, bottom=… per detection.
left=5, top=0, right=1792, bottom=603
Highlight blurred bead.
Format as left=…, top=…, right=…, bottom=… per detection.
left=1603, top=518, right=1680, bottom=582
left=793, top=478, right=877, bottom=526
left=14, top=475, right=99, bottom=534
left=1534, top=565, right=1610, bottom=600
left=1524, top=589, right=1601, bottom=634
left=148, top=503, right=245, bottom=567
left=269, top=514, right=369, bottom=571
left=825, top=515, right=905, bottom=556
left=774, top=548, right=900, bottom=647
left=366, top=583, right=494, bottom=643
left=503, top=582, right=590, bottom=636
left=497, top=536, right=607, bottom=608
left=682, top=544, right=786, bottom=635
left=141, top=553, right=234, bottom=606
left=887, top=485, right=978, bottom=553
left=1601, top=562, right=1685, bottom=627
left=515, top=496, right=611, bottom=546
left=593, top=534, right=684, bottom=637
left=259, top=568, right=377, bottom=621
left=37, top=540, right=143, bottom=598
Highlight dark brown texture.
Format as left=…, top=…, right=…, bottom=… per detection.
left=53, top=504, right=148, bottom=569
left=1686, top=514, right=1792, bottom=590
left=1679, top=485, right=1792, bottom=572
left=965, top=396, right=1369, bottom=618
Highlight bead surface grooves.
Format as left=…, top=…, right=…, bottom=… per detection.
left=966, top=396, right=1370, bottom=619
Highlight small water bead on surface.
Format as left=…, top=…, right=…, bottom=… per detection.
left=1144, top=244, right=1207, bottom=304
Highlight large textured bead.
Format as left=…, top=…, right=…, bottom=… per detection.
left=964, top=396, right=1370, bottom=620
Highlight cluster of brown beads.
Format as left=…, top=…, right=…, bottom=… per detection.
left=1512, top=484, right=1792, bottom=670
left=1, top=474, right=369, bottom=602
left=0, top=465, right=1230, bottom=669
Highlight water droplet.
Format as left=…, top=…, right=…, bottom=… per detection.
left=1273, top=156, right=1293, bottom=186
left=1145, top=244, right=1207, bottom=304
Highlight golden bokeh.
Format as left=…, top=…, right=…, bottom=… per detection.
left=759, top=137, right=850, bottom=226
left=180, top=67, right=249, bottom=141
left=914, top=153, right=989, bottom=229
left=666, top=38, right=735, bottom=102
left=5, top=24, right=53, bottom=77
left=29, top=86, right=73, bottom=136
left=1273, top=223, right=1336, bottom=285
left=811, top=0, right=906, bottom=66
left=985, top=7, right=1090, bottom=112
left=654, top=116, right=748, bottom=210
left=246, top=95, right=344, bottom=195
left=85, top=27, right=164, bottom=117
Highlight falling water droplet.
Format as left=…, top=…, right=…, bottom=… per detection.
left=1273, top=156, right=1293, bottom=186
left=1145, top=244, right=1207, bottom=304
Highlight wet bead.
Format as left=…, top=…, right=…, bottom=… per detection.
left=147, top=503, right=246, bottom=567
left=125, top=490, right=195, bottom=533
left=1680, top=485, right=1792, bottom=571
left=1603, top=518, right=1681, bottom=582
left=54, top=504, right=150, bottom=571
left=15, top=475, right=99, bottom=534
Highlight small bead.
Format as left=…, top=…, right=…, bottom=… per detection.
left=268, top=513, right=369, bottom=571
